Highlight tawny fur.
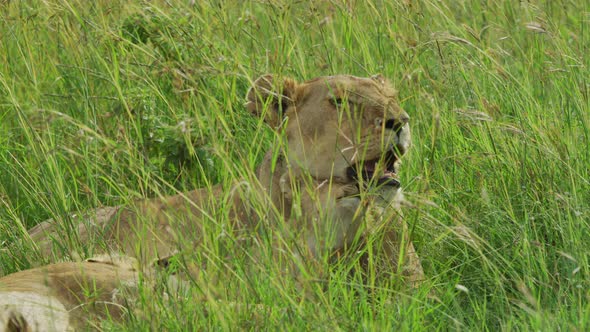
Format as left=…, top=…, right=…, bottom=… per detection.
left=7, top=74, right=424, bottom=329
left=0, top=255, right=141, bottom=331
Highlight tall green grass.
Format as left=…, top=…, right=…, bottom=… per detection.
left=1, top=0, right=588, bottom=330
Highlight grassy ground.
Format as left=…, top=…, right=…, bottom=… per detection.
left=1, top=0, right=588, bottom=330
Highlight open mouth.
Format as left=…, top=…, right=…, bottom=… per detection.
left=346, top=150, right=400, bottom=188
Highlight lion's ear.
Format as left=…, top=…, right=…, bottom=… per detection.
left=245, top=74, right=298, bottom=128
left=371, top=74, right=386, bottom=85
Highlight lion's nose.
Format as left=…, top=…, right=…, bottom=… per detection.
left=384, top=112, right=409, bottom=132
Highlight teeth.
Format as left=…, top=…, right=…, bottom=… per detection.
left=382, top=171, right=398, bottom=179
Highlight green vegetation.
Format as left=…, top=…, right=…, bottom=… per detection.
left=1, top=0, right=588, bottom=330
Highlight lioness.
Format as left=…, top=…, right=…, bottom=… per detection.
left=24, top=74, right=423, bottom=284
left=2, top=74, right=424, bottom=329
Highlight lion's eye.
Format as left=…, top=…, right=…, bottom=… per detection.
left=331, top=97, right=345, bottom=108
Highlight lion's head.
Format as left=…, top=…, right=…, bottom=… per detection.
left=246, top=74, right=411, bottom=189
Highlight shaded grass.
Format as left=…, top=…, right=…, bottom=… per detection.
left=1, top=0, right=589, bottom=330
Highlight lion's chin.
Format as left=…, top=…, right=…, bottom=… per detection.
left=374, top=172, right=400, bottom=187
